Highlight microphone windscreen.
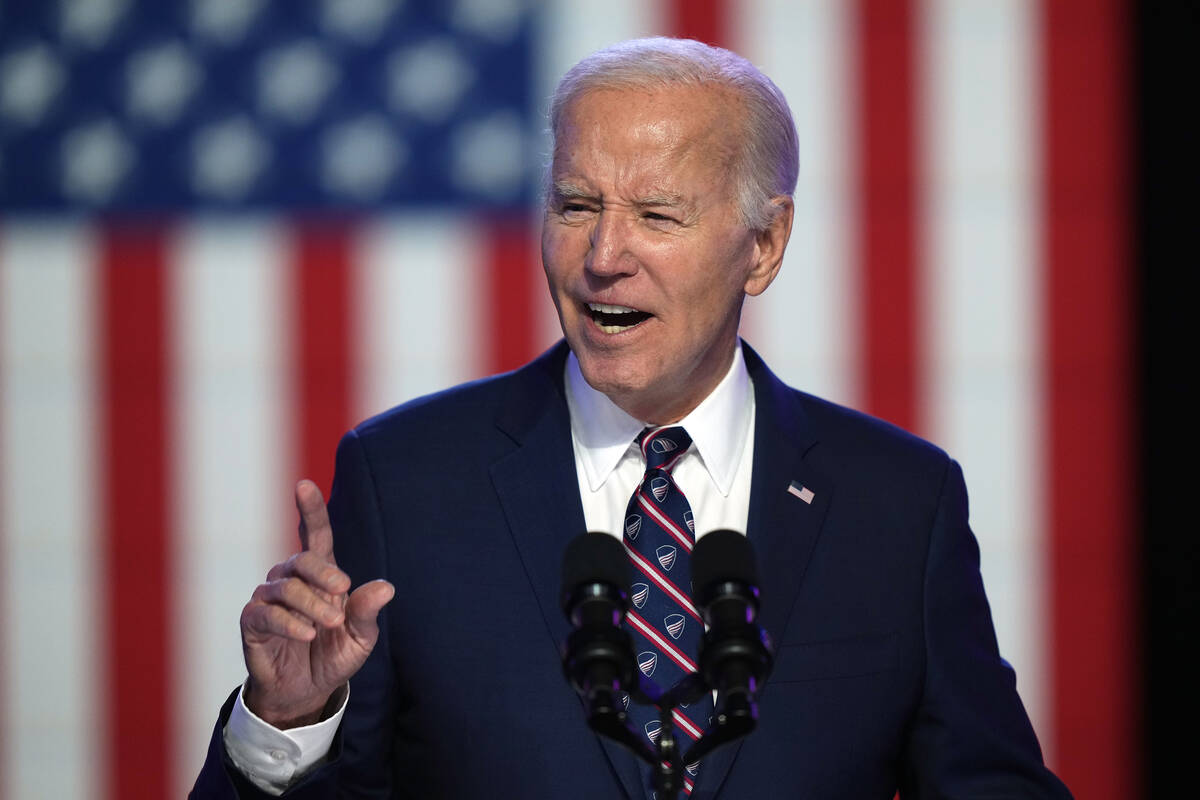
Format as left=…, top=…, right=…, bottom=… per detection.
left=561, top=532, right=632, bottom=608
left=691, top=529, right=758, bottom=591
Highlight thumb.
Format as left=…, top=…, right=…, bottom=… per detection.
left=344, top=579, right=395, bottom=643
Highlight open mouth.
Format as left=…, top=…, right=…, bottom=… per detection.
left=586, top=302, right=652, bottom=333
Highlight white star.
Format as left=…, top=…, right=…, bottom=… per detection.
left=191, top=116, right=270, bottom=200
left=126, top=42, right=202, bottom=126
left=60, top=119, right=133, bottom=204
left=60, top=0, right=130, bottom=49
left=257, top=40, right=339, bottom=125
left=451, top=0, right=524, bottom=43
left=0, top=43, right=66, bottom=126
left=388, top=38, right=475, bottom=123
left=321, top=115, right=406, bottom=201
left=190, top=0, right=266, bottom=45
left=320, top=0, right=401, bottom=44
left=450, top=110, right=525, bottom=199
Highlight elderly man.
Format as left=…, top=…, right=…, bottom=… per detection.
left=191, top=38, right=1071, bottom=799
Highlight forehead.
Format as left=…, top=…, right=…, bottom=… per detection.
left=550, top=85, right=739, bottom=190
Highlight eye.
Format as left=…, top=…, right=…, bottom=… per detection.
left=558, top=201, right=595, bottom=219
left=643, top=211, right=678, bottom=225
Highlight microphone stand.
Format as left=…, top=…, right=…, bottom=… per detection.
left=571, top=629, right=771, bottom=799
left=560, top=531, right=772, bottom=799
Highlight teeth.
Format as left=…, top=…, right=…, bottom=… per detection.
left=587, top=302, right=638, bottom=314
left=596, top=323, right=634, bottom=334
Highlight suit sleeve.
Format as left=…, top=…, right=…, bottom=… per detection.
left=189, top=429, right=396, bottom=799
left=900, top=459, right=1073, bottom=799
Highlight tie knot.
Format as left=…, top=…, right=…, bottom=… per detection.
left=637, top=426, right=692, bottom=471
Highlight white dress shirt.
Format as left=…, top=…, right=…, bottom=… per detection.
left=224, top=344, right=756, bottom=795
left=565, top=342, right=755, bottom=543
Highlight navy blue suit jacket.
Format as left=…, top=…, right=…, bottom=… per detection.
left=191, top=341, right=1071, bottom=799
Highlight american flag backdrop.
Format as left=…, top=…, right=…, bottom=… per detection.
left=0, top=1, right=1133, bottom=798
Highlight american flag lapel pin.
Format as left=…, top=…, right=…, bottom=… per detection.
left=787, top=480, right=815, bottom=504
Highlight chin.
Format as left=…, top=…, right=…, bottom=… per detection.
left=572, top=348, right=646, bottom=398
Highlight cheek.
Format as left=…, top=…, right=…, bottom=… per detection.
left=541, top=226, right=586, bottom=278
left=540, top=237, right=567, bottom=285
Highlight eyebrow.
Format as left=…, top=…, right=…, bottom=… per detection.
left=635, top=189, right=687, bottom=207
left=550, top=181, right=595, bottom=202
left=550, top=181, right=689, bottom=209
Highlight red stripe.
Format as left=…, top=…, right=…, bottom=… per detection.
left=667, top=0, right=728, bottom=46
left=671, top=708, right=703, bottom=741
left=626, top=610, right=698, bottom=673
left=856, top=0, right=921, bottom=433
left=292, top=222, right=355, bottom=500
left=623, top=543, right=702, bottom=621
left=1042, top=2, right=1135, bottom=797
left=482, top=215, right=538, bottom=375
left=637, top=494, right=694, bottom=552
left=100, top=225, right=173, bottom=800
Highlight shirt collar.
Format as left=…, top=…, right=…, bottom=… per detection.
left=564, top=342, right=753, bottom=496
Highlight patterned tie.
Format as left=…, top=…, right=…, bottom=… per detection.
left=621, top=426, right=711, bottom=797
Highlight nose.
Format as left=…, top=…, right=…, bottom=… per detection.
left=585, top=209, right=637, bottom=277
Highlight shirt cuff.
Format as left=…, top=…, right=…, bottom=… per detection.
left=222, top=682, right=347, bottom=796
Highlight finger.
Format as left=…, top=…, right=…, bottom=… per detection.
left=344, top=580, right=395, bottom=644
left=241, top=601, right=317, bottom=642
left=256, top=577, right=346, bottom=628
left=280, top=551, right=351, bottom=596
left=265, top=553, right=350, bottom=595
left=295, top=479, right=336, bottom=563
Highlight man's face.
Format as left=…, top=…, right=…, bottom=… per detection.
left=542, top=85, right=785, bottom=423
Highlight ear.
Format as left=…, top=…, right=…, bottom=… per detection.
left=744, top=196, right=794, bottom=297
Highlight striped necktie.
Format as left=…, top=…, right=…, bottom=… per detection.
left=621, top=426, right=711, bottom=797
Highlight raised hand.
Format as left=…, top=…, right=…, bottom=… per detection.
left=240, top=479, right=395, bottom=728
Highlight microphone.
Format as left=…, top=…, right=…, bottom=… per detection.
left=691, top=530, right=773, bottom=733
left=560, top=533, right=638, bottom=717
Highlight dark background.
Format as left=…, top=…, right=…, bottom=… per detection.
left=1137, top=2, right=1197, bottom=796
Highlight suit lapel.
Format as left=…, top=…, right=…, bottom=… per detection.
left=691, top=344, right=833, bottom=799
left=489, top=348, right=579, bottom=651
left=488, top=343, right=644, bottom=800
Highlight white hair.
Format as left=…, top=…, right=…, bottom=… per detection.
left=547, top=37, right=799, bottom=231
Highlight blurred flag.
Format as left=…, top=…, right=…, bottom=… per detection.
left=0, top=1, right=1132, bottom=799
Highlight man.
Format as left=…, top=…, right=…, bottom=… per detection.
left=192, top=38, right=1072, bottom=798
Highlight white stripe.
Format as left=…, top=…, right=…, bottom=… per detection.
left=920, top=0, right=1049, bottom=749
left=623, top=543, right=701, bottom=619
left=536, top=0, right=662, bottom=123
left=736, top=0, right=859, bottom=408
left=0, top=222, right=100, bottom=799
left=672, top=708, right=703, bottom=740
left=171, top=219, right=292, bottom=795
left=637, top=495, right=694, bottom=552
left=354, top=213, right=484, bottom=420
left=627, top=613, right=697, bottom=673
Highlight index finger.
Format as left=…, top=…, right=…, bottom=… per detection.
left=295, top=479, right=335, bottom=563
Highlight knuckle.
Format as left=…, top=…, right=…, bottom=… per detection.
left=275, top=576, right=304, bottom=601
left=278, top=577, right=322, bottom=612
